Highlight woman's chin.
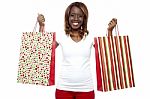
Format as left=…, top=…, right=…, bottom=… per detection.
left=71, top=26, right=80, bottom=30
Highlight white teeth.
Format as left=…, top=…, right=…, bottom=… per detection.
left=73, top=23, right=78, bottom=25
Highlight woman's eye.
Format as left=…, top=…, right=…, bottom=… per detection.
left=69, top=14, right=83, bottom=19
left=78, top=15, right=83, bottom=18
left=70, top=14, right=75, bottom=17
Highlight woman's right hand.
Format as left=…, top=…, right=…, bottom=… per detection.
left=37, top=14, right=45, bottom=26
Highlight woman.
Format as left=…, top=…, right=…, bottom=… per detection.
left=37, top=2, right=117, bottom=99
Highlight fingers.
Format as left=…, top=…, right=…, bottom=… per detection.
left=108, top=18, right=117, bottom=26
left=37, top=14, right=45, bottom=22
left=112, top=18, right=117, bottom=24
left=112, top=18, right=117, bottom=22
left=37, top=14, right=45, bottom=26
left=107, top=18, right=117, bottom=31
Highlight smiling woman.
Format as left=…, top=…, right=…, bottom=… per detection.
left=69, top=6, right=84, bottom=33
left=64, top=2, right=89, bottom=42
left=37, top=1, right=117, bottom=99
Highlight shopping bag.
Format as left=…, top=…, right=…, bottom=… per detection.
left=94, top=28, right=135, bottom=92
left=17, top=32, right=56, bottom=86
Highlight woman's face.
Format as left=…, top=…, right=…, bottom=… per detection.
left=69, top=6, right=84, bottom=31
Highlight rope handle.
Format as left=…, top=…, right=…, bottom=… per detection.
left=115, top=24, right=120, bottom=36
left=33, top=13, right=40, bottom=32
left=33, top=19, right=38, bottom=32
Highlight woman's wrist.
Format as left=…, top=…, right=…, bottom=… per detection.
left=107, top=28, right=112, bottom=36
left=39, top=25, right=45, bottom=32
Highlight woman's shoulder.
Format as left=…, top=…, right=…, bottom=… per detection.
left=86, top=33, right=95, bottom=40
left=56, top=30, right=68, bottom=43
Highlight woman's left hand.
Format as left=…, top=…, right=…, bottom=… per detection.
left=107, top=18, right=117, bottom=32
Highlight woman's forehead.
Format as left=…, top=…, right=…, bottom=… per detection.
left=70, top=6, right=83, bottom=14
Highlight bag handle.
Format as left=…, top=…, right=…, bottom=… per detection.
left=33, top=19, right=38, bottom=32
left=115, top=24, right=120, bottom=36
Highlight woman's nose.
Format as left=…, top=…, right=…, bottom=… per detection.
left=74, top=15, right=78, bottom=20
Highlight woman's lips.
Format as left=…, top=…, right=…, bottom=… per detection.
left=72, top=22, right=79, bottom=25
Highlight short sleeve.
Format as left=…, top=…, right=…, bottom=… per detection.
left=87, top=33, right=95, bottom=46
left=56, top=31, right=67, bottom=45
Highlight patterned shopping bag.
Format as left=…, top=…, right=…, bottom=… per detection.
left=94, top=34, right=135, bottom=92
left=17, top=32, right=56, bottom=86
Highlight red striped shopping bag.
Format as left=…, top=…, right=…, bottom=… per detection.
left=17, top=32, right=56, bottom=86
left=94, top=27, right=135, bottom=92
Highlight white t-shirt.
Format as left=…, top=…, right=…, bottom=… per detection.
left=56, top=32, right=94, bottom=92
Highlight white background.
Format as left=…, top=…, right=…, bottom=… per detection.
left=0, top=0, right=150, bottom=99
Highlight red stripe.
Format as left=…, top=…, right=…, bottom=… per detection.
left=94, top=38, right=103, bottom=91
left=49, top=32, right=56, bottom=85
left=108, top=36, right=117, bottom=90
left=99, top=37, right=108, bottom=91
left=123, top=36, right=132, bottom=87
left=114, top=36, right=124, bottom=89
left=119, top=36, right=128, bottom=88
left=126, top=36, right=135, bottom=87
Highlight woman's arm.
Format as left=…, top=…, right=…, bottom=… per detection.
left=37, top=14, right=45, bottom=32
left=93, top=18, right=117, bottom=47
left=56, top=41, right=59, bottom=48
left=37, top=14, right=59, bottom=48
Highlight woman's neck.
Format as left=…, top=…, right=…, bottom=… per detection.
left=70, top=32, right=82, bottom=42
